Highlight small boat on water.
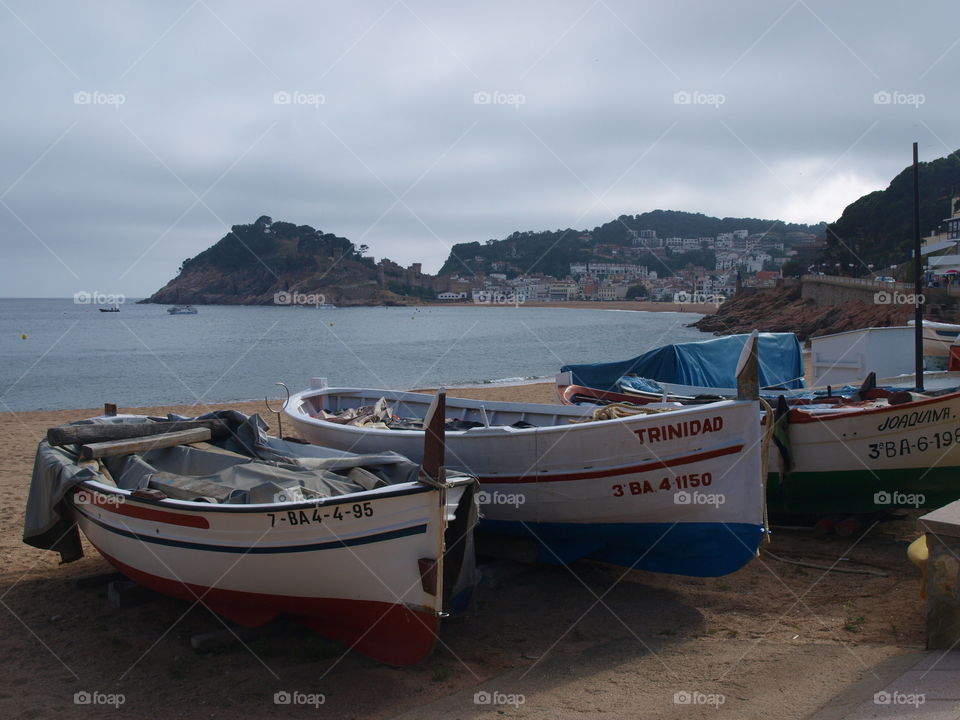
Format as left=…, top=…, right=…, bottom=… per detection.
left=167, top=305, right=198, bottom=315
left=99, top=306, right=120, bottom=313
left=23, top=405, right=478, bottom=666
left=284, top=338, right=767, bottom=577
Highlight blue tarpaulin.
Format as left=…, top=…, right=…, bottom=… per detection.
left=561, top=333, right=805, bottom=392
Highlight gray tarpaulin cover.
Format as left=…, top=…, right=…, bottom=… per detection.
left=23, top=411, right=428, bottom=563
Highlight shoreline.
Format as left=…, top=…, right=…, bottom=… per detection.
left=13, top=297, right=718, bottom=315
left=419, top=300, right=717, bottom=314
left=0, top=382, right=561, bottom=420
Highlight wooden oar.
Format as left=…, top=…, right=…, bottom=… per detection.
left=80, top=428, right=211, bottom=460
left=48, top=420, right=229, bottom=447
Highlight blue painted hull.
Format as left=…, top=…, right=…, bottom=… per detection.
left=481, top=519, right=765, bottom=577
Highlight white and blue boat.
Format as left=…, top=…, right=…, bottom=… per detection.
left=285, top=345, right=767, bottom=578
left=557, top=332, right=807, bottom=403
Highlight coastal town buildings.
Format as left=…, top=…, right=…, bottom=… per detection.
left=403, top=225, right=802, bottom=303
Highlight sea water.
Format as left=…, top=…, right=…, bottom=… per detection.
left=0, top=299, right=707, bottom=411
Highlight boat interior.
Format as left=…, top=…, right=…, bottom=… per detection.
left=299, top=389, right=683, bottom=431
left=67, top=431, right=423, bottom=505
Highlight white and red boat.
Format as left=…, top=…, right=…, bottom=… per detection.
left=24, top=408, right=477, bottom=666
left=554, top=376, right=960, bottom=517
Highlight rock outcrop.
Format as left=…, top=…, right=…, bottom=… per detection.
left=142, top=216, right=422, bottom=306
left=692, top=283, right=916, bottom=339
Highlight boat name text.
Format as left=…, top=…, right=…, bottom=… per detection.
left=876, top=407, right=951, bottom=432
left=633, top=416, right=724, bottom=443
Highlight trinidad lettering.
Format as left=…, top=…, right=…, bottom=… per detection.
left=634, top=416, right=724, bottom=443
left=877, top=407, right=950, bottom=432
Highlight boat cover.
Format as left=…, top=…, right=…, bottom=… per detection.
left=561, top=332, right=805, bottom=392
left=23, top=411, right=425, bottom=562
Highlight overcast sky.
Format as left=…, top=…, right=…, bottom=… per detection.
left=1, top=1, right=957, bottom=297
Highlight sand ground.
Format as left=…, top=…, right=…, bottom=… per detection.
left=0, top=384, right=927, bottom=719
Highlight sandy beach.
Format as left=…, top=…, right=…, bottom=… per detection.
left=0, top=384, right=927, bottom=719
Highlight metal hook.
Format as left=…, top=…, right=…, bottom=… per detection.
left=265, top=382, right=291, bottom=437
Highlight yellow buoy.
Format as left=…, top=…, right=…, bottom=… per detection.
left=21, top=334, right=27, bottom=340
left=907, top=534, right=928, bottom=600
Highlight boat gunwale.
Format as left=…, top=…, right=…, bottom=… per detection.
left=70, top=476, right=444, bottom=514
left=287, top=387, right=747, bottom=437
left=787, top=389, right=960, bottom=424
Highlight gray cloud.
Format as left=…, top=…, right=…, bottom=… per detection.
left=1, top=0, right=957, bottom=296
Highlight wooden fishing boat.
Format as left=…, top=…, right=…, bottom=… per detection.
left=765, top=390, right=960, bottom=514
left=557, top=326, right=960, bottom=402
left=24, top=405, right=477, bottom=666
left=283, top=344, right=767, bottom=578
left=556, top=377, right=960, bottom=516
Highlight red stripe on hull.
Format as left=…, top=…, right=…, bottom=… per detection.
left=75, top=488, right=210, bottom=528
left=477, top=444, right=743, bottom=484
left=787, top=392, right=960, bottom=424
left=96, top=550, right=439, bottom=666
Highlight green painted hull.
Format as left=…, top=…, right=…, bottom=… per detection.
left=766, top=467, right=960, bottom=516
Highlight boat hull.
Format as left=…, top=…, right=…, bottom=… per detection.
left=767, top=392, right=960, bottom=515
left=68, top=482, right=456, bottom=666
left=286, top=388, right=766, bottom=577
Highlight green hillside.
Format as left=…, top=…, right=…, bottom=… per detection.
left=439, top=211, right=825, bottom=278
left=820, top=151, right=960, bottom=273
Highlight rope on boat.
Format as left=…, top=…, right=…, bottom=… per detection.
left=759, top=398, right=774, bottom=545
left=574, top=403, right=674, bottom=423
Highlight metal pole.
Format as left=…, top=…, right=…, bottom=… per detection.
left=914, top=142, right=924, bottom=391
